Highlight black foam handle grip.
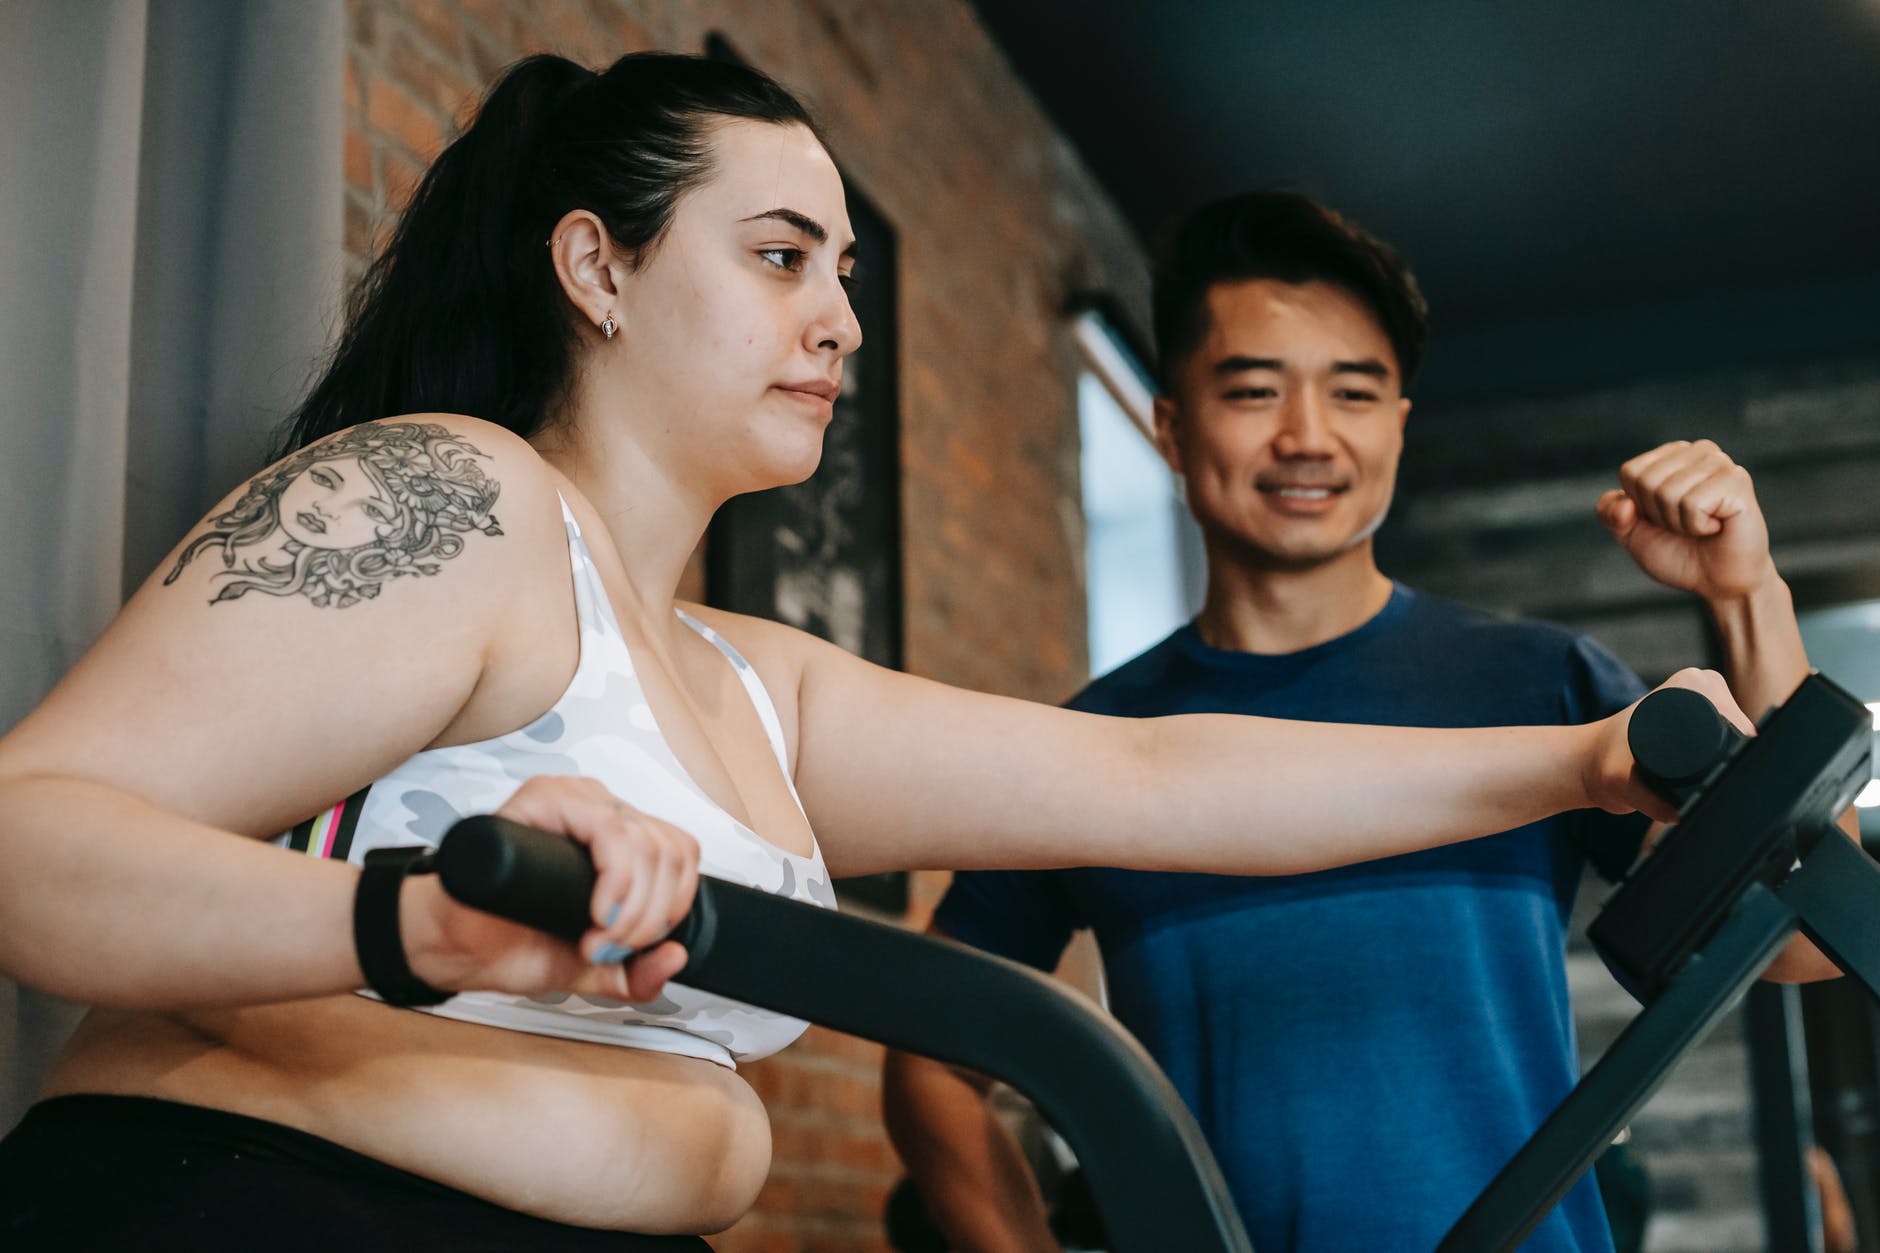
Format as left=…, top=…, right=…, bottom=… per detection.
left=1626, top=686, right=1749, bottom=806
left=434, top=814, right=715, bottom=952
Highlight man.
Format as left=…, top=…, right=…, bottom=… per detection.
left=882, top=192, right=1831, bottom=1252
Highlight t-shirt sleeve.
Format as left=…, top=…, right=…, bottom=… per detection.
left=930, top=869, right=1081, bottom=974
left=1562, top=632, right=1654, bottom=882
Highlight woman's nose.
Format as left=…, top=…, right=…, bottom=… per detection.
left=811, top=279, right=863, bottom=357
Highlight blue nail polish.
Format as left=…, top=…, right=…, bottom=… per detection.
left=604, top=903, right=622, bottom=927
left=591, top=942, right=634, bottom=965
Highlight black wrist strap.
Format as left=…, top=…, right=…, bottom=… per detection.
left=353, top=846, right=453, bottom=1008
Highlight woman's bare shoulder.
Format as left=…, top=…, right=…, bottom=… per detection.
left=0, top=415, right=571, bottom=834
left=153, top=413, right=565, bottom=609
left=677, top=602, right=827, bottom=676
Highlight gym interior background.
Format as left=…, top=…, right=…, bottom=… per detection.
left=2, top=1, right=1878, bottom=1250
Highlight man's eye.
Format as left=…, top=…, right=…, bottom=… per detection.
left=1336, top=389, right=1380, bottom=403
left=838, top=269, right=860, bottom=294
left=759, top=247, right=805, bottom=272
left=1224, top=388, right=1276, bottom=401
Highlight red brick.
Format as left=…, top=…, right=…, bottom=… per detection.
left=531, top=0, right=607, bottom=66
left=366, top=77, right=444, bottom=160
left=456, top=0, right=516, bottom=50
left=343, top=128, right=372, bottom=191
left=594, top=3, right=655, bottom=55
left=381, top=148, right=424, bottom=213
left=386, top=29, right=477, bottom=129
left=396, top=0, right=463, bottom=62
left=343, top=193, right=374, bottom=262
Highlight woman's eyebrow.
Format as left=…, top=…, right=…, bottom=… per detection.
left=740, top=208, right=859, bottom=260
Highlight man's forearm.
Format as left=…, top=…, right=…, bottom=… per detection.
left=1707, top=567, right=1809, bottom=720
left=1708, top=569, right=1852, bottom=980
left=882, top=1048, right=1060, bottom=1253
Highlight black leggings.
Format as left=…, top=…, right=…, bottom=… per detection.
left=0, top=1094, right=713, bottom=1252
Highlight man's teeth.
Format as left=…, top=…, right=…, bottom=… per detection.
left=1275, top=487, right=1333, bottom=500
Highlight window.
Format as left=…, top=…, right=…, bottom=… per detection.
left=1073, top=309, right=1203, bottom=678
left=1796, top=599, right=1880, bottom=839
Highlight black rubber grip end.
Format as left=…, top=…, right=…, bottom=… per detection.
left=436, top=814, right=596, bottom=941
left=1627, top=687, right=1746, bottom=796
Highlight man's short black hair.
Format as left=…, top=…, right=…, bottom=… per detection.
left=1152, top=191, right=1429, bottom=392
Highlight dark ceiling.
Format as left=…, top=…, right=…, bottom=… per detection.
left=968, top=1, right=1880, bottom=400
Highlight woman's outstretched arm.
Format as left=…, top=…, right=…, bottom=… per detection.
left=712, top=614, right=1729, bottom=880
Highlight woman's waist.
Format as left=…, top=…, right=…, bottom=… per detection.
left=43, top=997, right=772, bottom=1232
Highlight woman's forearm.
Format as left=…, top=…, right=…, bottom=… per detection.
left=793, top=638, right=1691, bottom=880
left=0, top=774, right=367, bottom=1008
left=1121, top=716, right=1601, bottom=876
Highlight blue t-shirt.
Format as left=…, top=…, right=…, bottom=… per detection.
left=933, top=584, right=1648, bottom=1253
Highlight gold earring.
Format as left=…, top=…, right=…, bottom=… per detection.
left=600, top=315, right=617, bottom=340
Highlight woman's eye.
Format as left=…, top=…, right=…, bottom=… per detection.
left=364, top=503, right=394, bottom=524
left=310, top=469, right=336, bottom=488
left=838, top=269, right=860, bottom=294
left=759, top=247, right=805, bottom=272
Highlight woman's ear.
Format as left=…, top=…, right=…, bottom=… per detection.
left=546, top=209, right=628, bottom=336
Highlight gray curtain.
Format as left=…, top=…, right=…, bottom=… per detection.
left=0, top=0, right=344, bottom=1132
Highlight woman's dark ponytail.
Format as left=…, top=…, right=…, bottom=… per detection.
left=279, top=52, right=815, bottom=457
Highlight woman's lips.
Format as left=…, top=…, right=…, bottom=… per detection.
left=775, top=383, right=838, bottom=412
left=297, top=509, right=328, bottom=535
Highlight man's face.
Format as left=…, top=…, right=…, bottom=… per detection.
left=1155, top=278, right=1411, bottom=568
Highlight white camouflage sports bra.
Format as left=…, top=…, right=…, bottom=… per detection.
left=274, top=495, right=837, bottom=1068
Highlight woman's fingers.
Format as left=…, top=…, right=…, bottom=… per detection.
left=590, top=816, right=659, bottom=957
left=565, top=939, right=688, bottom=1003
left=489, top=774, right=702, bottom=991
left=626, top=941, right=690, bottom=1002
left=1593, top=667, right=1754, bottom=822
left=1661, top=665, right=1755, bottom=735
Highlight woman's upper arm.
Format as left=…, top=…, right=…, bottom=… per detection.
left=779, top=631, right=1149, bottom=878
left=0, top=415, right=566, bottom=837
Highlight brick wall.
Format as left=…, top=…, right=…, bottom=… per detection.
left=343, top=2, right=1148, bottom=1247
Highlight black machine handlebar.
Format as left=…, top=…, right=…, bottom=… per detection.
left=1626, top=685, right=1750, bottom=811
left=1593, top=675, right=1872, bottom=1001
left=437, top=677, right=1873, bottom=1253
left=1441, top=672, right=1876, bottom=1252
left=436, top=814, right=1255, bottom=1253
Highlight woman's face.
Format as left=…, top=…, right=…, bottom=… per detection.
left=277, top=455, right=396, bottom=549
left=609, top=120, right=863, bottom=497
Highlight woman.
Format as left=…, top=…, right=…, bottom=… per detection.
left=0, top=51, right=1731, bottom=1247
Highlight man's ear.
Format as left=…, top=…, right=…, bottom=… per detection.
left=1396, top=396, right=1411, bottom=430
left=1151, top=394, right=1185, bottom=476
left=546, top=209, right=627, bottom=335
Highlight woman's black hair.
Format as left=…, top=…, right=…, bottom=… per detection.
left=278, top=52, right=816, bottom=456
left=1152, top=191, right=1429, bottom=393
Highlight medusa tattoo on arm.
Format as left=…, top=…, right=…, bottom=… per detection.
left=163, top=422, right=505, bottom=608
